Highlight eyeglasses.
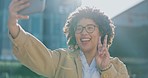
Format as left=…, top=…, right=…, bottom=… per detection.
left=74, top=24, right=97, bottom=34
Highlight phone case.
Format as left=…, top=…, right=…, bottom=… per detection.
left=18, top=0, right=46, bottom=15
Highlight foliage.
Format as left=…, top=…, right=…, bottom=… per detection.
left=0, top=61, right=46, bottom=78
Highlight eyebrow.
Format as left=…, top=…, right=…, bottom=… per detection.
left=77, top=24, right=96, bottom=27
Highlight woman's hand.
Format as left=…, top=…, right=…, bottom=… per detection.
left=9, top=0, right=30, bottom=19
left=8, top=0, right=30, bottom=38
left=95, top=35, right=111, bottom=70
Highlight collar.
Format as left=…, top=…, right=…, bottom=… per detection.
left=80, top=51, right=97, bottom=70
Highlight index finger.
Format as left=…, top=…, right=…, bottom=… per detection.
left=97, top=36, right=102, bottom=51
left=102, top=35, right=108, bottom=48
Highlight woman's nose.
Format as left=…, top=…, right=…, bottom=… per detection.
left=81, top=28, right=88, bottom=35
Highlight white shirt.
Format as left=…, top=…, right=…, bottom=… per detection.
left=80, top=51, right=101, bottom=78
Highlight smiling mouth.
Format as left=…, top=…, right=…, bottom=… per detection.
left=80, top=38, right=91, bottom=42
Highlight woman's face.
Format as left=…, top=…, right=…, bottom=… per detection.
left=75, top=18, right=100, bottom=53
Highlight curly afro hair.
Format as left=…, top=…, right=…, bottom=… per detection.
left=63, top=6, right=115, bottom=50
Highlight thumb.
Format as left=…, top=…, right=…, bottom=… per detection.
left=17, top=15, right=29, bottom=19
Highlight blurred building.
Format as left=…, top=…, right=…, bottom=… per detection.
left=0, top=0, right=81, bottom=60
left=42, top=0, right=81, bottom=49
left=110, top=0, right=148, bottom=78
left=0, top=0, right=81, bottom=77
left=0, top=0, right=13, bottom=60
left=0, top=0, right=148, bottom=78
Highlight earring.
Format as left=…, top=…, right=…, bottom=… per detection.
left=75, top=44, right=78, bottom=49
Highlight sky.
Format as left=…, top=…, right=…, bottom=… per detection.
left=81, top=0, right=144, bottom=18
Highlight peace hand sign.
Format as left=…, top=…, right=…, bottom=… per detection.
left=95, top=35, right=111, bottom=70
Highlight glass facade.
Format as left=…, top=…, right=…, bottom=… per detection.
left=0, top=0, right=13, bottom=60
left=0, top=0, right=80, bottom=77
left=0, top=0, right=148, bottom=78
left=0, top=0, right=81, bottom=60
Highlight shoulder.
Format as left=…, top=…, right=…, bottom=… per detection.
left=110, top=57, right=125, bottom=66
left=51, top=48, right=79, bottom=57
left=53, top=48, right=69, bottom=52
left=110, top=57, right=128, bottom=72
left=50, top=48, right=72, bottom=55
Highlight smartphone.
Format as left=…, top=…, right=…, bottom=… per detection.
left=18, top=0, right=46, bottom=15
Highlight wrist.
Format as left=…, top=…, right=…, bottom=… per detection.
left=8, top=18, right=20, bottom=39
left=100, top=63, right=112, bottom=72
left=8, top=17, right=18, bottom=25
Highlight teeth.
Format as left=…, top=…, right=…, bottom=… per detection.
left=81, top=39, right=90, bottom=41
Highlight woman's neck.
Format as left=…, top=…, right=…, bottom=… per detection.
left=82, top=49, right=97, bottom=65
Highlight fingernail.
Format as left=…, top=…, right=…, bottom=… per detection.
left=99, top=36, right=101, bottom=40
left=105, top=35, right=108, bottom=38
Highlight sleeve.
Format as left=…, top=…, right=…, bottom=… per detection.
left=101, top=57, right=129, bottom=78
left=9, top=26, right=60, bottom=77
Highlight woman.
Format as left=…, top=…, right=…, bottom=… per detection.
left=8, top=0, right=129, bottom=78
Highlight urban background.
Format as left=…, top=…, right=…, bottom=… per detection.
left=0, top=0, right=148, bottom=78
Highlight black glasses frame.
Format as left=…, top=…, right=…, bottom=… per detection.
left=74, top=24, right=97, bottom=34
